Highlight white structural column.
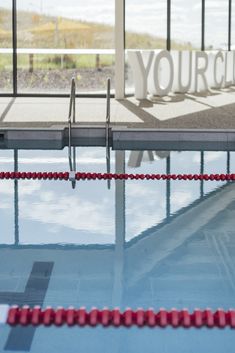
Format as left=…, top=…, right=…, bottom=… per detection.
left=115, top=0, right=125, bottom=99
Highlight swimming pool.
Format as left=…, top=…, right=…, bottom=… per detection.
left=0, top=147, right=235, bottom=352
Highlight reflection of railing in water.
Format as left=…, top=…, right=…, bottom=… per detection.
left=14, top=150, right=19, bottom=246
left=106, top=78, right=111, bottom=190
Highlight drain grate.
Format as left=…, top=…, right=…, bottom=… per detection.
left=0, top=133, right=4, bottom=141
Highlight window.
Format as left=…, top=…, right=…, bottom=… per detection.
left=125, top=0, right=167, bottom=94
left=0, top=0, right=13, bottom=93
left=232, top=0, right=235, bottom=49
left=171, top=0, right=201, bottom=50
left=205, top=0, right=228, bottom=50
left=0, top=0, right=233, bottom=97
left=16, top=0, right=115, bottom=94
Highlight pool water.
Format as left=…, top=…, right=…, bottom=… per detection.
left=0, top=148, right=235, bottom=352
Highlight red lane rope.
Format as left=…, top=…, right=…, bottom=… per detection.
left=4, top=306, right=235, bottom=328
left=0, top=171, right=235, bottom=181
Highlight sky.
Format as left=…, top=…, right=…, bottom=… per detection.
left=1, top=0, right=233, bottom=49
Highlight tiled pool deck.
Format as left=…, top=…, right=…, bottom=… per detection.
left=1, top=88, right=235, bottom=129
left=1, top=88, right=235, bottom=149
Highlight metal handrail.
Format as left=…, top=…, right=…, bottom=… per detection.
left=68, top=77, right=76, bottom=126
left=106, top=78, right=111, bottom=190
left=68, top=78, right=76, bottom=189
left=68, top=77, right=76, bottom=169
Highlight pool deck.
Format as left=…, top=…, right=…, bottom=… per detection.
left=1, top=87, right=235, bottom=149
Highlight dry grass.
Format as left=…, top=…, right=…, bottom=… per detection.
left=0, top=7, right=193, bottom=50
left=0, top=7, right=195, bottom=72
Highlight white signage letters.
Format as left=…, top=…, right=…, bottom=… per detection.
left=178, top=51, right=192, bottom=93
left=224, top=52, right=233, bottom=87
left=128, top=50, right=235, bottom=99
left=234, top=51, right=235, bottom=83
left=128, top=51, right=154, bottom=99
left=194, top=51, right=208, bottom=92
left=153, top=50, right=174, bottom=96
left=213, top=51, right=224, bottom=88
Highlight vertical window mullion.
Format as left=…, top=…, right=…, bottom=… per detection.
left=201, top=0, right=205, bottom=50
left=167, top=0, right=171, bottom=50
left=115, top=0, right=125, bottom=99
left=12, top=0, right=17, bottom=95
left=228, top=0, right=232, bottom=50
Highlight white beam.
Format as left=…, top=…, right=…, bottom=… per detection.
left=115, top=0, right=125, bottom=99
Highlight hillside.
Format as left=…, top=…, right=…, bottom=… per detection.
left=0, top=7, right=193, bottom=50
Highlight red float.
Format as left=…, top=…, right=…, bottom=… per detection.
left=0, top=171, right=235, bottom=181
left=1, top=305, right=235, bottom=328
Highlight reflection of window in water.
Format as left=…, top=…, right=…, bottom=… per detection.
left=128, top=151, right=171, bottom=168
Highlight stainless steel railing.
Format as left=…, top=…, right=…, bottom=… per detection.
left=68, top=77, right=76, bottom=189
left=67, top=77, right=111, bottom=190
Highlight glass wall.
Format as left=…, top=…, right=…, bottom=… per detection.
left=125, top=0, right=167, bottom=93
left=205, top=0, right=229, bottom=50
left=0, top=0, right=13, bottom=93
left=232, top=0, right=235, bottom=49
left=16, top=0, right=115, bottom=94
left=0, top=0, right=234, bottom=96
left=171, top=0, right=201, bottom=50
left=125, top=0, right=167, bottom=50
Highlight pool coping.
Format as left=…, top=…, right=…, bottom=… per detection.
left=1, top=126, right=235, bottom=150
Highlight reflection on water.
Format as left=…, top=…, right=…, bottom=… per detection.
left=0, top=148, right=235, bottom=353
left=0, top=148, right=233, bottom=245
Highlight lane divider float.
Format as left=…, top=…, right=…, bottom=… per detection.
left=1, top=305, right=235, bottom=328
left=0, top=172, right=235, bottom=181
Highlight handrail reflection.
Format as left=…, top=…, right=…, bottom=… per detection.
left=14, top=149, right=19, bottom=246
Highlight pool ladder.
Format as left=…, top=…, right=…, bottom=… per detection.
left=68, top=77, right=111, bottom=190
left=68, top=77, right=76, bottom=189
